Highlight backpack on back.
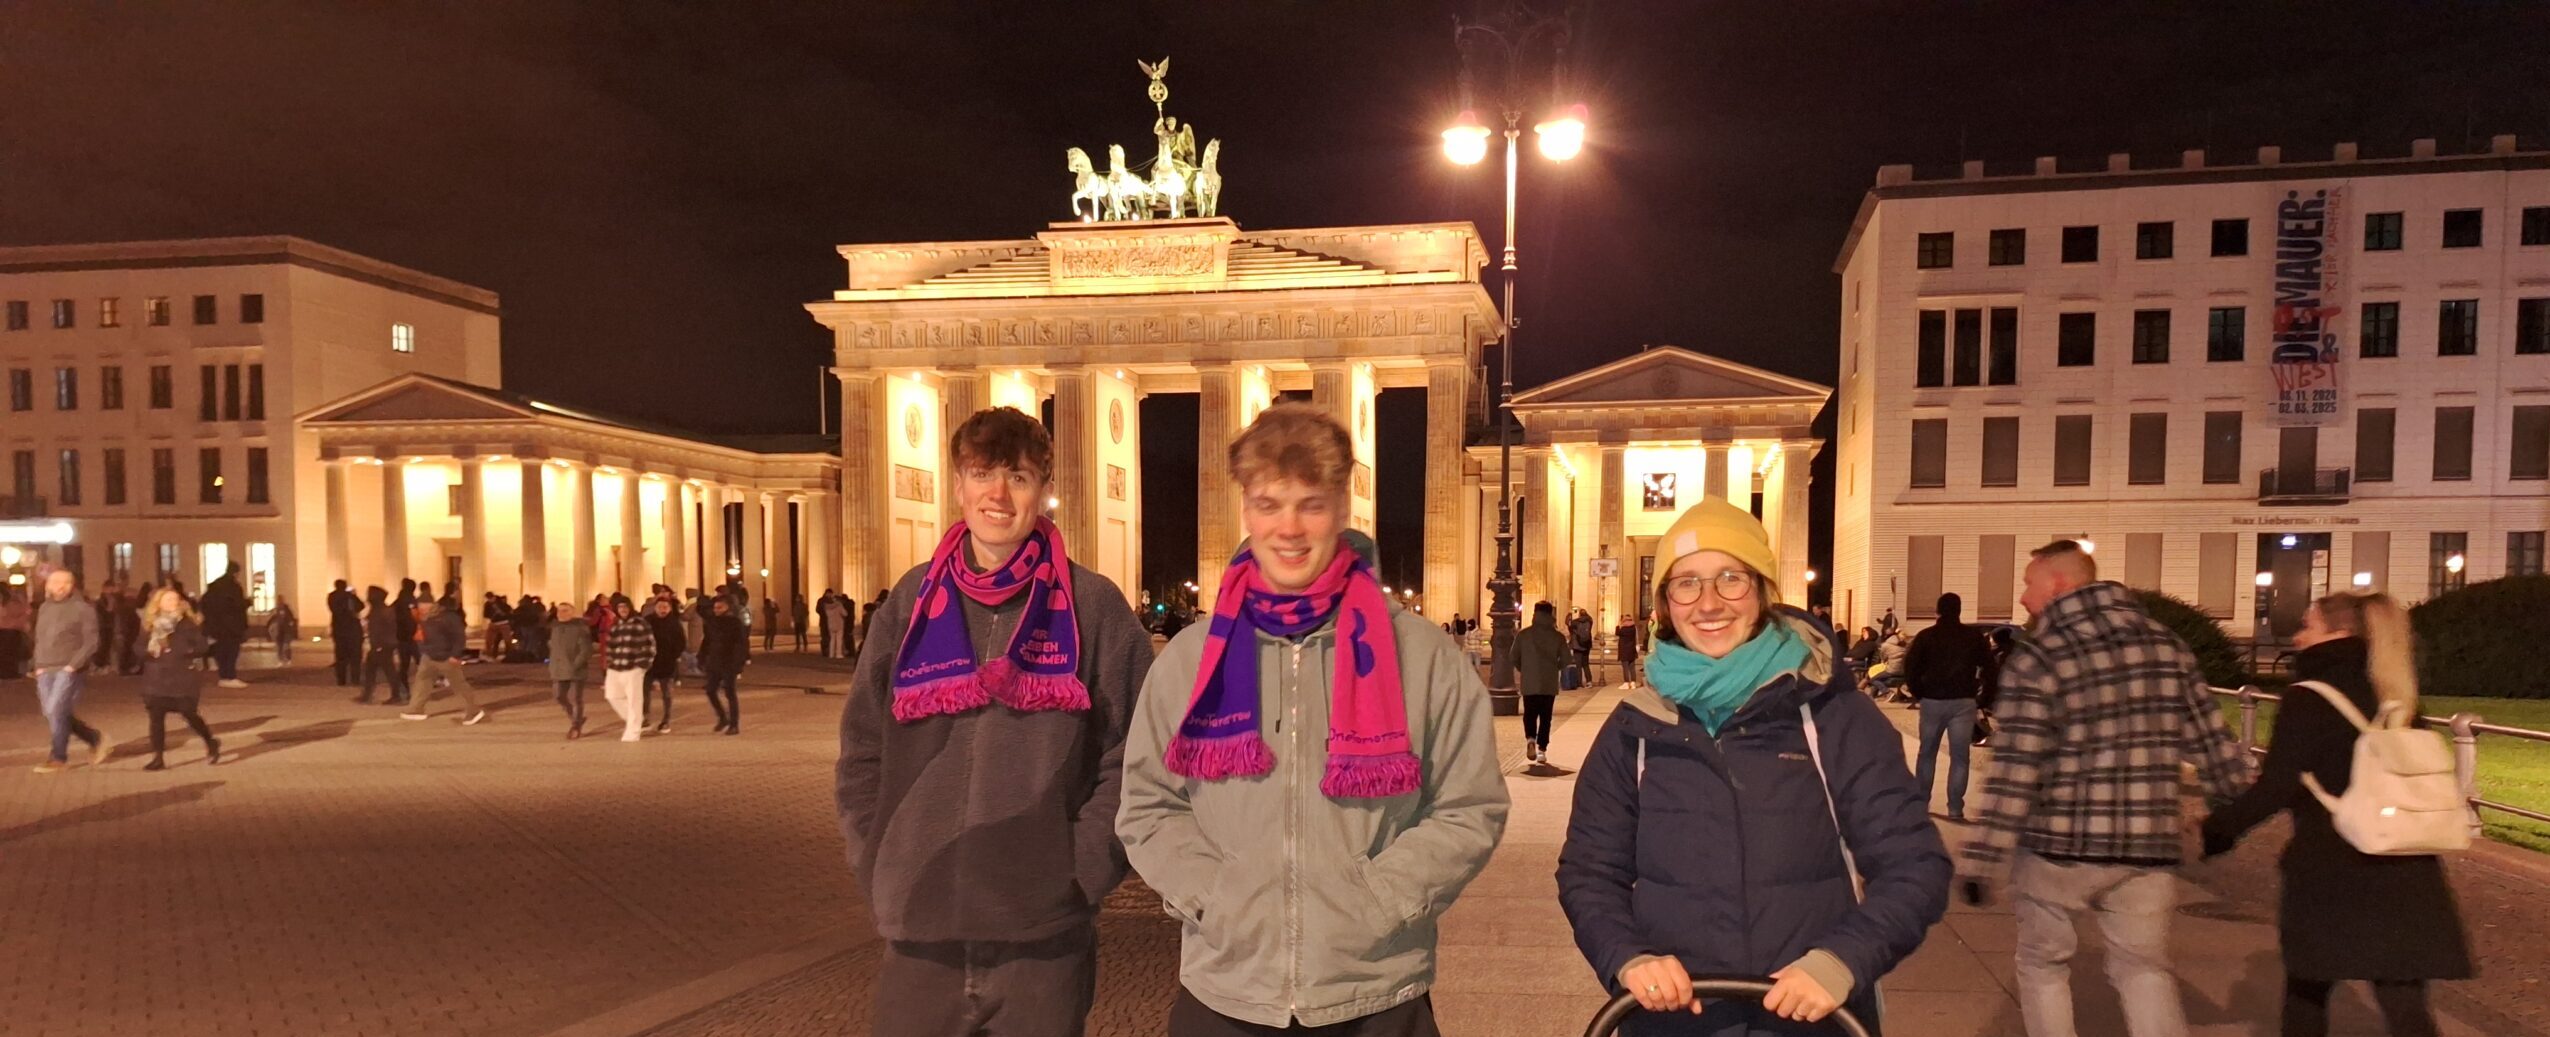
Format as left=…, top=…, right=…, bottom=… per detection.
left=2294, top=680, right=2470, bottom=855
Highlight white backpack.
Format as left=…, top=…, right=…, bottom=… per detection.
left=2294, top=681, right=2469, bottom=855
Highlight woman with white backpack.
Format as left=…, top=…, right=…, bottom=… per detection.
left=2202, top=591, right=2472, bottom=1037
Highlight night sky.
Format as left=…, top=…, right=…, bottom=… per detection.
left=9, top=2, right=2548, bottom=597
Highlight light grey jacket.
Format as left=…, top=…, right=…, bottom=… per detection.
left=1117, top=601, right=1509, bottom=1028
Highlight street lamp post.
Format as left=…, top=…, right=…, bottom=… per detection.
left=1447, top=3, right=1577, bottom=714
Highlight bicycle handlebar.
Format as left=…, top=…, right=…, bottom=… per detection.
left=1581, top=977, right=1873, bottom=1037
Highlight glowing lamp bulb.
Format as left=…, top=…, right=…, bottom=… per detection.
left=2446, top=554, right=2466, bottom=574
left=2255, top=572, right=2275, bottom=588
left=1442, top=110, right=1490, bottom=165
left=2353, top=572, right=2375, bottom=588
left=1534, top=104, right=1588, bottom=161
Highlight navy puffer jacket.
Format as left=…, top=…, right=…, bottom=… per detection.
left=1557, top=608, right=1948, bottom=1036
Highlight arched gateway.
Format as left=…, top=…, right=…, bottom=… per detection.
left=806, top=216, right=1502, bottom=607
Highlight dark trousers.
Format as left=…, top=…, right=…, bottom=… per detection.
left=645, top=675, right=675, bottom=725
left=396, top=642, right=419, bottom=685
left=332, top=635, right=363, bottom=685
left=2282, top=977, right=2436, bottom=1037
left=210, top=637, right=243, bottom=679
left=145, top=699, right=216, bottom=758
left=874, top=923, right=1095, bottom=1037
left=555, top=679, right=586, bottom=726
left=704, top=672, right=739, bottom=729
left=362, top=647, right=407, bottom=702
left=1521, top=694, right=1555, bottom=747
left=1169, top=991, right=1439, bottom=1037
left=0, top=629, right=22, bottom=678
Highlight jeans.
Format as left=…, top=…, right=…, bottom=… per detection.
left=555, top=679, right=586, bottom=726
left=35, top=668, right=101, bottom=762
left=1521, top=694, right=1554, bottom=748
left=1914, top=698, right=1978, bottom=817
left=210, top=637, right=243, bottom=679
left=645, top=675, right=675, bottom=726
left=704, top=672, right=740, bottom=729
left=2282, top=978, right=2436, bottom=1037
left=2012, top=850, right=2186, bottom=1037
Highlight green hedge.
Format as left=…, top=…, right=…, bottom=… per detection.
left=2131, top=589, right=2251, bottom=689
left=2410, top=575, right=2550, bottom=699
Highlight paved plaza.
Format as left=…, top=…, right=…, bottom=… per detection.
left=4, top=652, right=2548, bottom=1036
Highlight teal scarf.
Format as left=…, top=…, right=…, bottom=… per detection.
left=1645, top=621, right=1811, bottom=735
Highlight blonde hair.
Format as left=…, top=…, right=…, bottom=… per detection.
left=2314, top=591, right=2420, bottom=721
left=1229, top=402, right=1353, bottom=494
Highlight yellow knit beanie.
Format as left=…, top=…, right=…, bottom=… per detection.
left=1651, top=498, right=1779, bottom=594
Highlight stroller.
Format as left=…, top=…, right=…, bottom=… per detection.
left=1582, top=977, right=1874, bottom=1036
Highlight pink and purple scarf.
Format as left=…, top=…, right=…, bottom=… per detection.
left=1164, top=540, right=1419, bottom=799
left=890, top=517, right=1087, bottom=723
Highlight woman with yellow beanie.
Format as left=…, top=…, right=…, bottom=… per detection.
left=1557, top=499, right=1948, bottom=1034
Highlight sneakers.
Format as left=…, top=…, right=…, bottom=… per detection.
left=653, top=722, right=670, bottom=735
left=32, top=759, right=67, bottom=774
left=217, top=679, right=248, bottom=689
left=461, top=710, right=489, bottom=726
left=400, top=712, right=430, bottom=721
left=206, top=739, right=222, bottom=766
left=144, top=757, right=167, bottom=772
left=90, top=734, right=113, bottom=767
left=620, top=730, right=642, bottom=743
left=1523, top=739, right=1538, bottom=763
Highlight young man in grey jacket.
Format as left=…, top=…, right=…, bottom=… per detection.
left=29, top=570, right=110, bottom=772
left=1119, top=403, right=1509, bottom=1035
left=835, top=407, right=1153, bottom=1037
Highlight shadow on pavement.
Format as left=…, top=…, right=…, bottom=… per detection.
left=224, top=718, right=360, bottom=765
left=0, top=781, right=224, bottom=844
left=106, top=713, right=280, bottom=757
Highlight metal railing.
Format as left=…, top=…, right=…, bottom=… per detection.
left=2256, top=466, right=2351, bottom=503
left=2214, top=684, right=2550, bottom=837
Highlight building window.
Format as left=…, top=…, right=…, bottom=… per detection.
left=2511, top=532, right=2546, bottom=577
left=2356, top=407, right=2395, bottom=482
left=103, top=448, right=125, bottom=506
left=98, top=298, right=120, bottom=328
left=2211, top=218, right=2250, bottom=257
left=2198, top=532, right=2238, bottom=618
left=1952, top=309, right=1983, bottom=386
left=146, top=297, right=170, bottom=326
left=2430, top=533, right=2469, bottom=597
left=1988, top=228, right=2026, bottom=266
left=246, top=364, right=264, bottom=421
left=1907, top=536, right=1944, bottom=619
left=2061, top=225, right=2098, bottom=263
left=53, top=366, right=76, bottom=410
left=447, top=484, right=465, bottom=517
left=391, top=322, right=416, bottom=354
left=2203, top=411, right=2243, bottom=484
left=192, top=295, right=218, bottom=325
left=4, top=300, right=24, bottom=330
left=100, top=365, right=123, bottom=410
left=2442, top=208, right=2483, bottom=249
left=200, top=544, right=229, bottom=586
left=246, top=447, right=270, bottom=505
left=2057, top=312, right=2095, bottom=366
left=9, top=450, right=32, bottom=502
left=1976, top=534, right=2016, bottom=620
left=2125, top=532, right=2165, bottom=590
left=2364, top=211, right=2404, bottom=251
left=2524, top=206, right=2550, bottom=247
left=1915, top=232, right=1953, bottom=269
left=2136, top=221, right=2174, bottom=260
left=199, top=447, right=223, bottom=504
left=155, top=543, right=179, bottom=580
left=2129, top=412, right=2168, bottom=485
left=2054, top=414, right=2093, bottom=487
left=148, top=365, right=172, bottom=409
left=248, top=542, right=277, bottom=611
left=2513, top=406, right=2550, bottom=481
left=1915, top=310, right=1945, bottom=388
left=240, top=293, right=264, bottom=324
left=1981, top=416, right=2019, bottom=487
left=1988, top=307, right=2018, bottom=385
left=2438, top=299, right=2479, bottom=356
left=2519, top=298, right=2550, bottom=355
left=55, top=449, right=79, bottom=507
left=2433, top=406, right=2475, bottom=481
left=1910, top=419, right=1947, bottom=488
left=2361, top=301, right=2400, bottom=358
left=51, top=299, right=74, bottom=329
left=110, top=542, right=133, bottom=582
left=2207, top=306, right=2246, bottom=362
left=2132, top=308, right=2171, bottom=364
left=222, top=364, right=242, bottom=421
left=6, top=368, right=28, bottom=411
left=151, top=448, right=175, bottom=505
left=199, top=365, right=218, bottom=421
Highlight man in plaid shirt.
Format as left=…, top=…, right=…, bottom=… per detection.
left=1956, top=541, right=2252, bottom=1037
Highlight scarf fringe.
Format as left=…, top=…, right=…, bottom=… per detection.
left=1321, top=751, right=1422, bottom=799
left=991, top=671, right=1092, bottom=713
left=1163, top=733, right=1276, bottom=782
left=891, top=674, right=991, bottom=723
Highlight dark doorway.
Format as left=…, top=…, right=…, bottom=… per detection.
left=2256, top=532, right=2331, bottom=638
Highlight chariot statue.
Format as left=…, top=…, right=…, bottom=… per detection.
left=1064, top=56, right=1223, bottom=221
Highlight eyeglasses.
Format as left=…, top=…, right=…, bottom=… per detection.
left=1663, top=571, right=1757, bottom=606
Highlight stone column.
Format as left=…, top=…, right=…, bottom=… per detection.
left=519, top=460, right=548, bottom=602
left=380, top=458, right=409, bottom=585
left=664, top=480, right=688, bottom=591
left=458, top=456, right=488, bottom=603
left=1704, top=443, right=1732, bottom=501
left=1522, top=449, right=1551, bottom=603
left=1044, top=369, right=1097, bottom=554
left=618, top=469, right=645, bottom=594
left=1459, top=461, right=1483, bottom=621
left=1195, top=365, right=1243, bottom=604
left=1776, top=442, right=1815, bottom=598
left=570, top=463, right=596, bottom=602
left=700, top=484, right=728, bottom=587
left=807, top=493, right=838, bottom=596
left=741, top=491, right=766, bottom=600
left=1599, top=445, right=1629, bottom=627
left=839, top=373, right=891, bottom=601
left=1424, top=361, right=1470, bottom=611
left=770, top=494, right=798, bottom=630
left=939, top=371, right=982, bottom=534
left=323, top=460, right=350, bottom=587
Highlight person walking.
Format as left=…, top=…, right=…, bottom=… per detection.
left=199, top=562, right=251, bottom=688
left=601, top=597, right=653, bottom=742
left=1568, top=606, right=1596, bottom=674
left=1118, top=403, right=1507, bottom=1035
left=819, top=589, right=848, bottom=659
left=837, top=406, right=1156, bottom=1037
left=1613, top=612, right=1643, bottom=689
left=481, top=591, right=513, bottom=660
left=789, top=592, right=809, bottom=653
left=28, top=571, right=112, bottom=772
left=392, top=579, right=422, bottom=689
left=1557, top=498, right=1948, bottom=1034
left=402, top=597, right=487, bottom=725
left=1514, top=600, right=1569, bottom=765
left=643, top=597, right=685, bottom=734
left=1904, top=592, right=1998, bottom=822
left=136, top=588, right=222, bottom=770
left=1958, top=540, right=2253, bottom=1037
left=360, top=586, right=407, bottom=705
left=699, top=594, right=748, bottom=734
left=0, top=585, right=29, bottom=679
left=266, top=597, right=299, bottom=665
left=328, top=579, right=364, bottom=685
left=759, top=596, right=779, bottom=652
left=2201, top=592, right=2471, bottom=1037
left=547, top=601, right=594, bottom=740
